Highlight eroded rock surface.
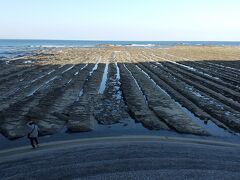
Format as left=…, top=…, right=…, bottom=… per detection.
left=1, top=47, right=240, bottom=139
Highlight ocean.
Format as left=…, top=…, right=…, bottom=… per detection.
left=1, top=39, right=240, bottom=59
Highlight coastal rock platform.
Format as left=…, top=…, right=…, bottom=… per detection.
left=0, top=46, right=240, bottom=139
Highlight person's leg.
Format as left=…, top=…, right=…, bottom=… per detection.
left=30, top=138, right=35, bottom=148
left=34, top=138, right=39, bottom=146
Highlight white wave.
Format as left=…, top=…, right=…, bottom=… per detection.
left=23, top=60, right=32, bottom=64
left=126, top=44, right=158, bottom=47
left=40, top=45, right=67, bottom=48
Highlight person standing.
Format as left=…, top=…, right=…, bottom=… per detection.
left=27, top=120, right=40, bottom=149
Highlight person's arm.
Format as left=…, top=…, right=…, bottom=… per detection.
left=27, top=123, right=34, bottom=133
left=27, top=122, right=31, bottom=128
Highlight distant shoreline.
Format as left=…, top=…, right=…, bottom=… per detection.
left=1, top=39, right=240, bottom=59
left=1, top=39, right=240, bottom=47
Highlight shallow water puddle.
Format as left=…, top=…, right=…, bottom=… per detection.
left=115, top=62, right=120, bottom=81
left=15, top=69, right=58, bottom=96
left=98, top=63, right=109, bottom=94
left=62, top=65, right=75, bottom=74
left=76, top=89, right=84, bottom=101
left=74, top=64, right=88, bottom=76
left=79, top=89, right=83, bottom=97
left=175, top=102, right=232, bottom=137
left=58, top=64, right=64, bottom=69
left=30, top=69, right=56, bottom=84
left=166, top=60, right=196, bottom=71
left=75, top=65, right=90, bottom=100
left=67, top=79, right=72, bottom=84
left=27, top=76, right=58, bottom=96
left=164, top=61, right=220, bottom=80
left=7, top=68, right=57, bottom=96
left=78, top=60, right=101, bottom=98
left=47, top=69, right=57, bottom=74
left=207, top=62, right=240, bottom=72
left=114, top=62, right=122, bottom=100
left=89, top=57, right=101, bottom=76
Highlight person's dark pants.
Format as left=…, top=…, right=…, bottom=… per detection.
left=29, top=137, right=38, bottom=148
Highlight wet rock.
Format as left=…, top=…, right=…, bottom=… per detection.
left=64, top=94, right=97, bottom=132
left=0, top=123, right=26, bottom=140
left=126, top=64, right=209, bottom=135
left=153, top=106, right=209, bottom=135
left=65, top=108, right=96, bottom=132
left=141, top=62, right=240, bottom=133
left=1, top=47, right=239, bottom=140
left=26, top=108, right=66, bottom=135
left=119, top=64, right=170, bottom=130
left=37, top=118, right=65, bottom=135
left=67, top=115, right=96, bottom=132
left=92, top=63, right=129, bottom=125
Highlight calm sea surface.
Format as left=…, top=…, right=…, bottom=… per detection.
left=1, top=39, right=240, bottom=59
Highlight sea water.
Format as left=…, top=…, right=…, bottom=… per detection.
left=1, top=39, right=240, bottom=59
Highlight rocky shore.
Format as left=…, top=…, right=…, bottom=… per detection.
left=0, top=46, right=240, bottom=139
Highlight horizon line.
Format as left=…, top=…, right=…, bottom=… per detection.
left=1, top=38, right=240, bottom=42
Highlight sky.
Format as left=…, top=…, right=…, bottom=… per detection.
left=0, top=0, right=240, bottom=41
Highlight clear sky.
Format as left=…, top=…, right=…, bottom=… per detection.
left=0, top=0, right=240, bottom=41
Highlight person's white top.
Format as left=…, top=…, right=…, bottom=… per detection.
left=27, top=123, right=39, bottom=138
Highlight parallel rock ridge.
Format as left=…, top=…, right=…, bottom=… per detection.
left=0, top=47, right=240, bottom=139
